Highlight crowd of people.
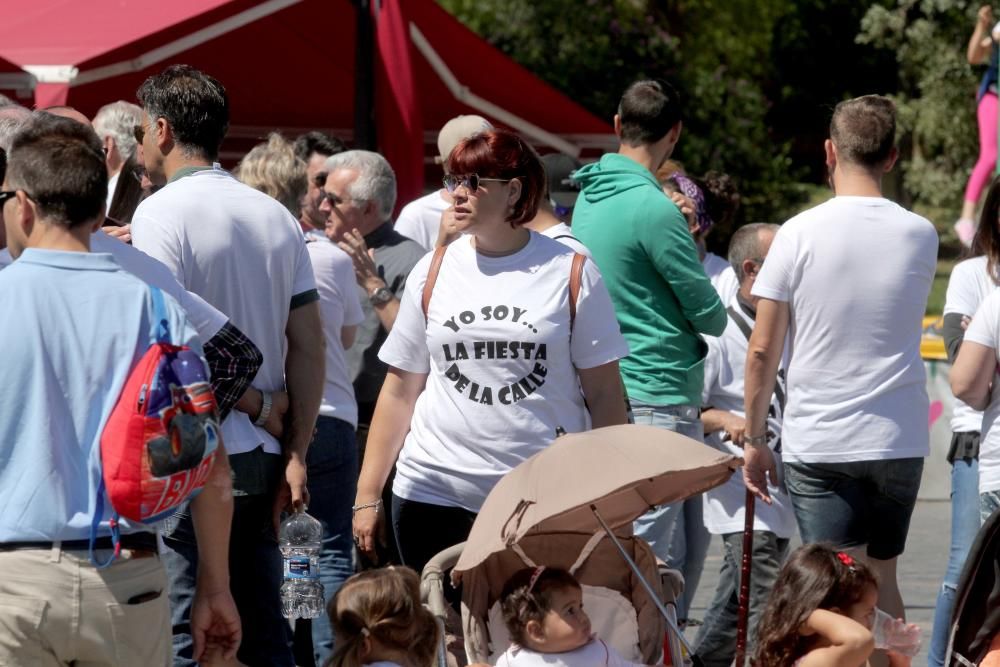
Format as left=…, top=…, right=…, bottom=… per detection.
left=0, top=58, right=992, bottom=667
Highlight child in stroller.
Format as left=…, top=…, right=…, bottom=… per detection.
left=491, top=567, right=651, bottom=666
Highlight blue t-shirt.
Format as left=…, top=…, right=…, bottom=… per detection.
left=0, top=249, right=200, bottom=542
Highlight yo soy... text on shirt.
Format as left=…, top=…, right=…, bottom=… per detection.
left=440, top=304, right=547, bottom=407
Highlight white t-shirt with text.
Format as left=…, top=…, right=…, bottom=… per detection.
left=701, top=298, right=796, bottom=538
left=307, top=237, right=365, bottom=427
left=132, top=167, right=318, bottom=456
left=394, top=190, right=450, bottom=251
left=751, top=196, right=938, bottom=463
left=379, top=233, right=629, bottom=511
left=961, top=290, right=1000, bottom=493
left=945, top=256, right=995, bottom=433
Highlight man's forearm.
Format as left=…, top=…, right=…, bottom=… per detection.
left=373, top=298, right=401, bottom=332
left=190, top=451, right=234, bottom=591
left=744, top=299, right=788, bottom=439
left=744, top=352, right=777, bottom=438
left=284, top=340, right=324, bottom=460
left=701, top=408, right=733, bottom=435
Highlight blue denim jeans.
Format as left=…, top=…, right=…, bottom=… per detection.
left=783, top=457, right=923, bottom=560
left=694, top=531, right=790, bottom=667
left=981, top=488, right=1000, bottom=524
left=160, top=451, right=294, bottom=667
left=304, top=416, right=359, bottom=666
left=929, top=458, right=980, bottom=667
left=630, top=402, right=709, bottom=621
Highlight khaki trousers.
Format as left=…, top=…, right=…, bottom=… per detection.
left=0, top=544, right=170, bottom=666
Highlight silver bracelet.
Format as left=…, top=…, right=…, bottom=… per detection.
left=352, top=499, right=383, bottom=515
left=254, top=391, right=273, bottom=427
left=744, top=433, right=768, bottom=446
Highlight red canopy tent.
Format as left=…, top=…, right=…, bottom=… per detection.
left=0, top=55, right=34, bottom=101
left=0, top=0, right=614, bottom=203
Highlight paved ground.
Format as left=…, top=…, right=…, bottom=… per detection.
left=686, top=500, right=950, bottom=666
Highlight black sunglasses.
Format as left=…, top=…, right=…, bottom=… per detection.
left=442, top=173, right=516, bottom=195
left=0, top=190, right=19, bottom=207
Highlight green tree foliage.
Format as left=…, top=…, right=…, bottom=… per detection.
left=859, top=0, right=981, bottom=212
left=436, top=0, right=805, bottom=223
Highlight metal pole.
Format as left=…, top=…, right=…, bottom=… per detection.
left=590, top=505, right=695, bottom=657
left=353, top=0, right=376, bottom=149
left=735, top=489, right=757, bottom=667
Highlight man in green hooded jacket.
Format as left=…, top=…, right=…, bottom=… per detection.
left=573, top=79, right=727, bottom=620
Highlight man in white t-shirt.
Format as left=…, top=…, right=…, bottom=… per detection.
left=394, top=114, right=492, bottom=250
left=743, top=95, right=938, bottom=625
left=294, top=131, right=345, bottom=241
left=131, top=65, right=325, bottom=667
left=693, top=223, right=795, bottom=667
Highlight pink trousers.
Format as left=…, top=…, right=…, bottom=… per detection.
left=965, top=91, right=999, bottom=204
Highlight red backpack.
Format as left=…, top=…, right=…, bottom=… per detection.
left=90, top=287, right=222, bottom=566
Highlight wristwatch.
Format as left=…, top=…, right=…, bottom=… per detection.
left=369, top=285, right=394, bottom=306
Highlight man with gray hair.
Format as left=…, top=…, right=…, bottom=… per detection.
left=0, top=104, right=30, bottom=267
left=693, top=222, right=794, bottom=667
left=92, top=100, right=142, bottom=213
left=319, top=149, right=424, bottom=564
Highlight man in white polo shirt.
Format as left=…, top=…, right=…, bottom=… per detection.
left=131, top=65, right=325, bottom=667
left=743, top=95, right=938, bottom=626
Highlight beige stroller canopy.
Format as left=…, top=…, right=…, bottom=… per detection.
left=454, top=424, right=741, bottom=575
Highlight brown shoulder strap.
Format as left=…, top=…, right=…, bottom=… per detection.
left=422, top=245, right=448, bottom=322
left=569, top=253, right=586, bottom=334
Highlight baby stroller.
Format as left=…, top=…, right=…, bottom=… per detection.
left=947, top=507, right=1000, bottom=666
left=420, top=424, right=741, bottom=666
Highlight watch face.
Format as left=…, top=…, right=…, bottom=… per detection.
left=371, top=287, right=393, bottom=305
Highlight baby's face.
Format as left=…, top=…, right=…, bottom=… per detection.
left=842, top=584, right=878, bottom=629
left=538, top=586, right=592, bottom=653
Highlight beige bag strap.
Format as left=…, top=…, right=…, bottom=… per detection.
left=421, top=245, right=449, bottom=323
left=569, top=253, right=586, bottom=335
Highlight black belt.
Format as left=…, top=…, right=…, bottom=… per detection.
left=1, top=532, right=158, bottom=553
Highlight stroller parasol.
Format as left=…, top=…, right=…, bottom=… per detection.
left=452, top=423, right=741, bottom=660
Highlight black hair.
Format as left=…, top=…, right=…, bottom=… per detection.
left=500, top=567, right=582, bottom=646
left=137, top=64, right=229, bottom=161
left=618, top=79, right=683, bottom=146
left=294, top=131, right=346, bottom=162
left=6, top=113, right=107, bottom=227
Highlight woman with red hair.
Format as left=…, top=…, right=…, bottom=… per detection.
left=351, top=129, right=629, bottom=573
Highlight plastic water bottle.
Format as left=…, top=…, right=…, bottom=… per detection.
left=279, top=509, right=325, bottom=619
